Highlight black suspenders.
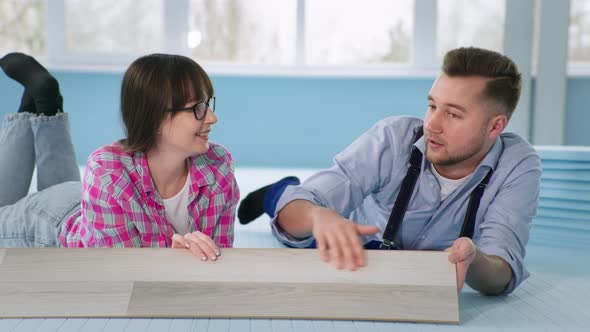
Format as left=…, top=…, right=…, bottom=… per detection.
left=380, top=126, right=493, bottom=250
left=459, top=170, right=493, bottom=239
left=380, top=127, right=424, bottom=250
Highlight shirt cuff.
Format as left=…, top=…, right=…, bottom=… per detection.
left=270, top=217, right=315, bottom=248
left=269, top=185, right=324, bottom=248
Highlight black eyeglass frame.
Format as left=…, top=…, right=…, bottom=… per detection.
left=167, top=97, right=215, bottom=120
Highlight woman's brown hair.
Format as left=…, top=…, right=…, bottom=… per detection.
left=119, top=54, right=214, bottom=152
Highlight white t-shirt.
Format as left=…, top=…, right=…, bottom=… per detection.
left=430, top=164, right=471, bottom=201
left=162, top=175, right=191, bottom=235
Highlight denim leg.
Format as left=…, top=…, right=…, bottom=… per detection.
left=0, top=181, right=81, bottom=247
left=30, top=113, right=80, bottom=191
left=0, top=113, right=35, bottom=207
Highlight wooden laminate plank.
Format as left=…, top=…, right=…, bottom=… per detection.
left=127, top=281, right=457, bottom=322
left=0, top=282, right=134, bottom=318
left=0, top=249, right=454, bottom=286
left=0, top=248, right=458, bottom=323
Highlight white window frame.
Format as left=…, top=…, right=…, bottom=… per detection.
left=567, top=0, right=590, bottom=76
left=43, top=0, right=561, bottom=82
left=45, top=0, right=440, bottom=76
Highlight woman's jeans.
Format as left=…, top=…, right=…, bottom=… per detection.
left=0, top=112, right=81, bottom=247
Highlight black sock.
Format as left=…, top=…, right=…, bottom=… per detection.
left=0, top=52, right=63, bottom=116
left=17, top=91, right=37, bottom=113
left=237, top=183, right=271, bottom=225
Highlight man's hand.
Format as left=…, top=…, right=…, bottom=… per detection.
left=446, top=236, right=513, bottom=294
left=171, top=231, right=221, bottom=261
left=312, top=207, right=380, bottom=271
left=445, top=237, right=477, bottom=290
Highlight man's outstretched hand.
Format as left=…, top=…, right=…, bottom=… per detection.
left=312, top=207, right=380, bottom=271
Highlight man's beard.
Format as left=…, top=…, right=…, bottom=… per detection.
left=425, top=133, right=487, bottom=167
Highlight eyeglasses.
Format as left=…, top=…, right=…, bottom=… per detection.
left=170, top=97, right=216, bottom=120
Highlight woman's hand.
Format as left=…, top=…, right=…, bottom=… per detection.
left=171, top=231, right=221, bottom=261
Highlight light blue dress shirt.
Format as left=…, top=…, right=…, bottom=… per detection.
left=271, top=116, right=541, bottom=294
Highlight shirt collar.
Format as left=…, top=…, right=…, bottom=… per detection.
left=188, top=154, right=216, bottom=189
left=134, top=151, right=156, bottom=196
left=132, top=151, right=216, bottom=198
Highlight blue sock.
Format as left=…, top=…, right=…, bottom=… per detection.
left=263, top=176, right=300, bottom=217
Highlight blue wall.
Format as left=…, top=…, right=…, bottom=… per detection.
left=0, top=72, right=431, bottom=168
left=1, top=72, right=588, bottom=168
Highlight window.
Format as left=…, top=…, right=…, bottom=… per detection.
left=569, top=0, right=590, bottom=63
left=0, top=0, right=45, bottom=57
left=305, top=0, right=413, bottom=65
left=437, top=0, right=505, bottom=58
left=2, top=0, right=528, bottom=74
left=64, top=0, right=163, bottom=54
left=188, top=0, right=296, bottom=65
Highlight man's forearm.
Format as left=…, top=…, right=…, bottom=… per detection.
left=466, top=248, right=513, bottom=295
left=276, top=199, right=318, bottom=238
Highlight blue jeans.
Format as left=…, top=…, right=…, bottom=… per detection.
left=0, top=113, right=81, bottom=247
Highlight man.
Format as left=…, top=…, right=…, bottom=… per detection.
left=238, top=47, right=541, bottom=295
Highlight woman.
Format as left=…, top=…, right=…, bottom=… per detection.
left=0, top=53, right=239, bottom=261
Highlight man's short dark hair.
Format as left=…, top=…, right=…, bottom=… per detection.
left=443, top=47, right=522, bottom=119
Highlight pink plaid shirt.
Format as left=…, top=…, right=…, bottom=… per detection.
left=59, top=142, right=239, bottom=248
